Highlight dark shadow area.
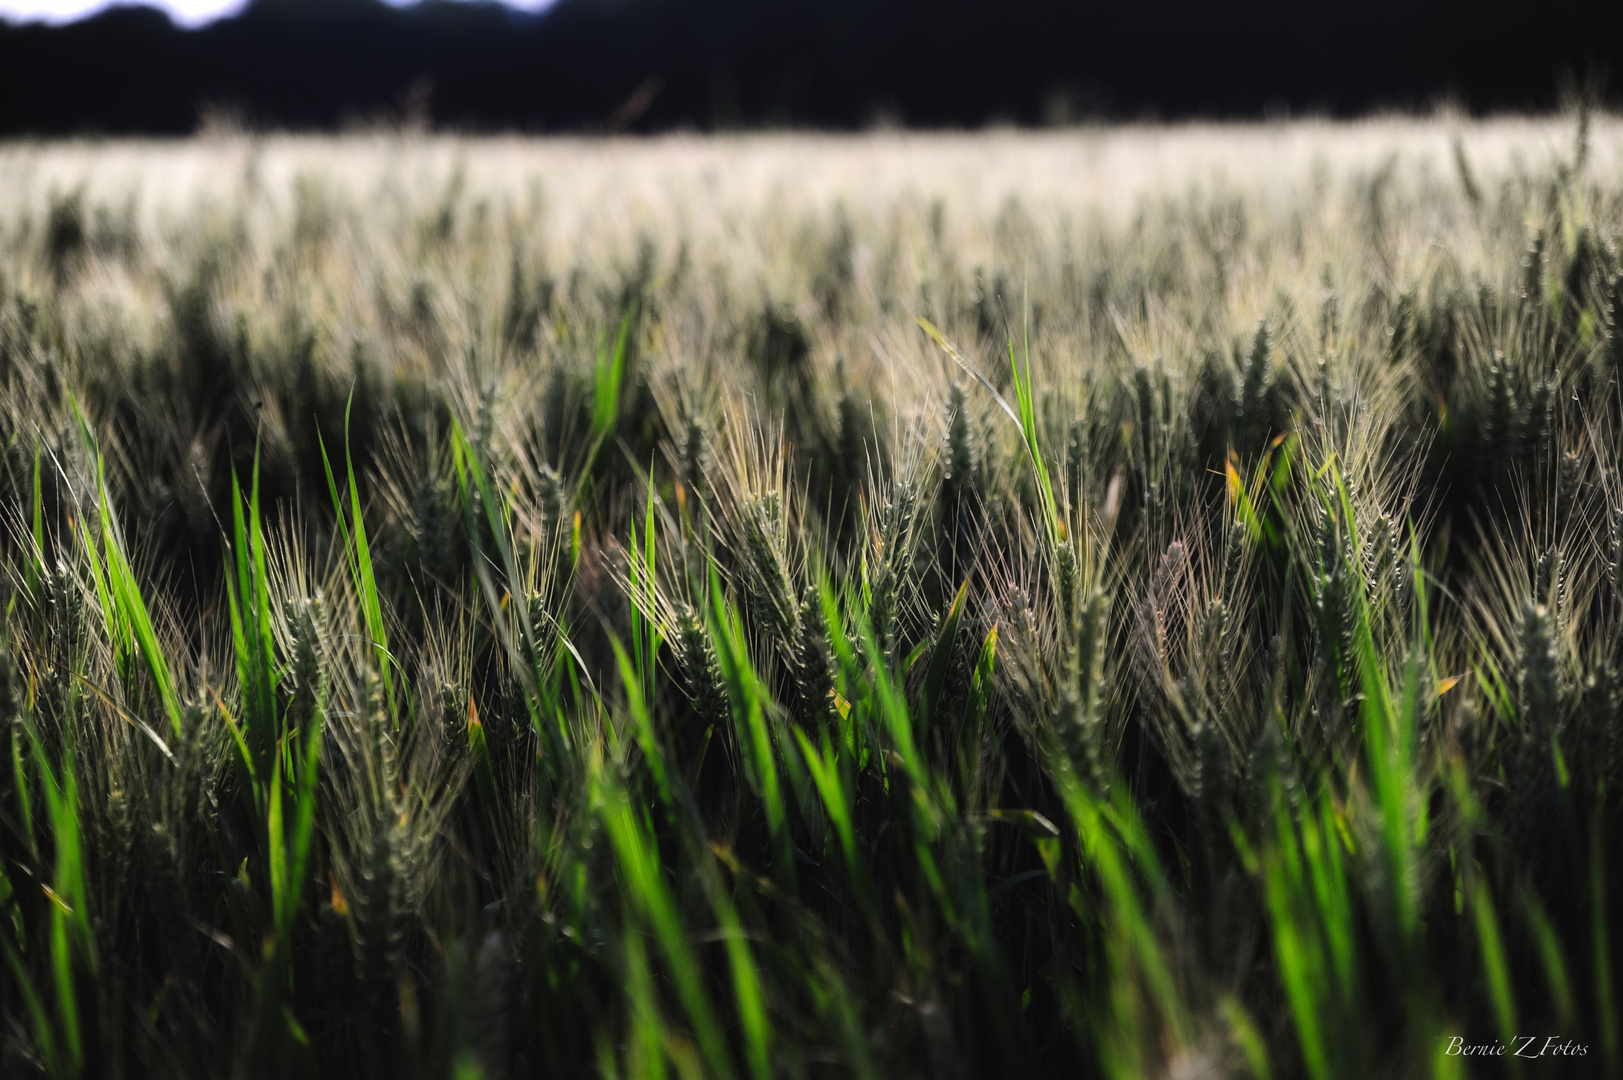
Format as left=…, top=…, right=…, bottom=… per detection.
left=2, top=0, right=1622, bottom=134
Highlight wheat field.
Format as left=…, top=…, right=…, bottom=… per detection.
left=0, top=117, right=1621, bottom=1078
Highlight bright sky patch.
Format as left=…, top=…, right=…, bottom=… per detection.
left=0, top=0, right=553, bottom=29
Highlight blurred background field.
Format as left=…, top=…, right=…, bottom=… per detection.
left=1, top=116, right=1622, bottom=1078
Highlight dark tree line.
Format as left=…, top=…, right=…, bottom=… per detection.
left=1, top=0, right=1621, bottom=136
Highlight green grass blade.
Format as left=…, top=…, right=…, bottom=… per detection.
left=611, top=635, right=671, bottom=808
left=596, top=770, right=734, bottom=1080
left=1521, top=894, right=1574, bottom=1029
left=319, top=400, right=395, bottom=719
left=708, top=581, right=792, bottom=886
left=793, top=725, right=859, bottom=885
left=1469, top=878, right=1518, bottom=1070
left=594, top=304, right=635, bottom=444
left=920, top=578, right=968, bottom=738
left=708, top=887, right=770, bottom=1080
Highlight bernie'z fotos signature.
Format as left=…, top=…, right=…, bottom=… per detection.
left=1445, top=1036, right=1588, bottom=1058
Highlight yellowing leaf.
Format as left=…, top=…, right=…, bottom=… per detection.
left=329, top=871, right=350, bottom=917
